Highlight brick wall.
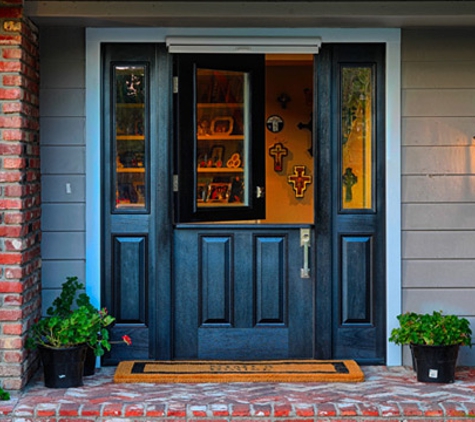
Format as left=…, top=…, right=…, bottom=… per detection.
left=0, top=0, right=41, bottom=389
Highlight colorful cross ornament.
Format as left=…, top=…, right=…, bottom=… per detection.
left=288, top=165, right=312, bottom=198
left=269, top=142, right=288, bottom=172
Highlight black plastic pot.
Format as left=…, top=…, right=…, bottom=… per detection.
left=410, top=344, right=459, bottom=383
left=83, top=346, right=96, bottom=376
left=39, top=344, right=87, bottom=388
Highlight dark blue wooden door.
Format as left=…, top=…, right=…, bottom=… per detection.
left=173, top=226, right=314, bottom=359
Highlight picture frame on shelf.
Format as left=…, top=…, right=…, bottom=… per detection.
left=211, top=117, right=233, bottom=136
left=208, top=183, right=231, bottom=203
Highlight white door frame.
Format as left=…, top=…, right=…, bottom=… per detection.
left=85, top=27, right=401, bottom=365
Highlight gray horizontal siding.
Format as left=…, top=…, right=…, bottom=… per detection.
left=403, top=146, right=474, bottom=175
left=42, top=204, right=85, bottom=231
left=40, top=146, right=85, bottom=174
left=403, top=260, right=475, bottom=288
left=403, top=89, right=475, bottom=117
left=402, top=175, right=475, bottom=203
left=41, top=260, right=86, bottom=289
left=40, top=26, right=86, bottom=308
left=402, top=28, right=475, bottom=366
left=403, top=117, right=475, bottom=147
left=403, top=203, right=475, bottom=229
left=40, top=117, right=85, bottom=146
left=41, top=175, right=85, bottom=203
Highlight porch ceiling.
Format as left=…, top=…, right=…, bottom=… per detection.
left=24, top=1, right=475, bottom=28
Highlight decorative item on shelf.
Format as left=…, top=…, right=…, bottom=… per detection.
left=227, top=153, right=241, bottom=169
left=198, top=118, right=211, bottom=136
left=342, top=167, right=358, bottom=202
left=26, top=276, right=119, bottom=388
left=297, top=114, right=313, bottom=157
left=228, top=176, right=243, bottom=203
left=266, top=115, right=284, bottom=133
left=277, top=93, right=291, bottom=109
left=210, top=145, right=225, bottom=168
left=288, top=165, right=312, bottom=198
left=197, top=183, right=208, bottom=202
left=211, top=116, right=234, bottom=136
left=389, top=311, right=472, bottom=383
left=269, top=142, right=288, bottom=172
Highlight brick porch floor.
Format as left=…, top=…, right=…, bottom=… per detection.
left=1, top=365, right=475, bottom=421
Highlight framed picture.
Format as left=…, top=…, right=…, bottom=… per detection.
left=207, top=183, right=231, bottom=203
left=211, top=116, right=234, bottom=136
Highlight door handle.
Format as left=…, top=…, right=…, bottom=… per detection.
left=300, top=228, right=310, bottom=279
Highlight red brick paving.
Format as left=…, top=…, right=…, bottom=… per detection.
left=0, top=366, right=475, bottom=420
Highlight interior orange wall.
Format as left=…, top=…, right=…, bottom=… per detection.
left=264, top=63, right=314, bottom=224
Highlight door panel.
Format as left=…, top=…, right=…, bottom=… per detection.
left=102, top=43, right=173, bottom=364
left=329, top=44, right=386, bottom=364
left=173, top=226, right=314, bottom=360
left=176, top=54, right=265, bottom=223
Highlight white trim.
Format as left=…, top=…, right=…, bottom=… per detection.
left=166, top=36, right=321, bottom=54
left=86, top=27, right=402, bottom=365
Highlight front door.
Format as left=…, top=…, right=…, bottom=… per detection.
left=101, top=42, right=386, bottom=364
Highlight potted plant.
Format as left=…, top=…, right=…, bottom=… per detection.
left=26, top=277, right=115, bottom=387
left=389, top=311, right=472, bottom=383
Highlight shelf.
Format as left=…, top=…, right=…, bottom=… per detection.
left=198, top=168, right=243, bottom=173
left=198, top=202, right=244, bottom=207
left=197, top=103, right=243, bottom=109
left=117, top=103, right=145, bottom=108
left=116, top=135, right=145, bottom=141
left=197, top=135, right=244, bottom=141
left=117, top=168, right=145, bottom=173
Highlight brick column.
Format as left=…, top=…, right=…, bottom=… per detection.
left=0, top=0, right=41, bottom=390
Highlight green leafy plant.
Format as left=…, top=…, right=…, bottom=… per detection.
left=0, top=387, right=10, bottom=401
left=26, top=277, right=116, bottom=356
left=389, top=311, right=472, bottom=346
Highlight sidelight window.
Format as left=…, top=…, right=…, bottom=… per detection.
left=113, top=65, right=149, bottom=211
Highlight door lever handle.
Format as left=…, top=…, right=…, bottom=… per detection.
left=300, top=228, right=310, bottom=279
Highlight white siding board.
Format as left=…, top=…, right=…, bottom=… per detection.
left=402, top=61, right=475, bottom=89
left=40, top=146, right=85, bottom=174
left=403, top=203, right=475, bottom=230
left=403, top=231, right=475, bottom=259
left=403, top=117, right=475, bottom=147
left=402, top=175, right=475, bottom=203
left=403, top=260, right=475, bottom=288
left=403, top=89, right=475, bottom=117
left=40, top=117, right=85, bottom=146
left=402, top=146, right=475, bottom=175
left=42, top=204, right=85, bottom=231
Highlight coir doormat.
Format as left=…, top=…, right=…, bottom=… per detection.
left=114, top=360, right=364, bottom=383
